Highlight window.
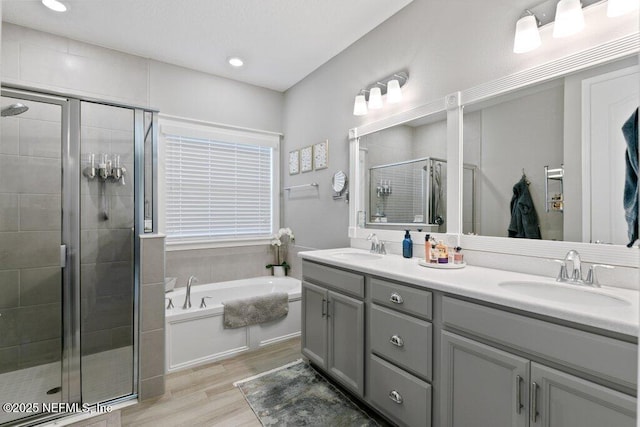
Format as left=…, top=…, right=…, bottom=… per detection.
left=161, top=119, right=280, bottom=247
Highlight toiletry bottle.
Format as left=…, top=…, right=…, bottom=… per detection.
left=402, top=230, right=413, bottom=258
left=424, top=234, right=431, bottom=261
left=436, top=240, right=448, bottom=263
left=454, top=247, right=464, bottom=264
left=430, top=241, right=438, bottom=263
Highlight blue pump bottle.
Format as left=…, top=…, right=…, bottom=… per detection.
left=402, top=230, right=413, bottom=258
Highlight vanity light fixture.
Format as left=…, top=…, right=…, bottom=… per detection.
left=553, top=0, right=585, bottom=38
left=513, top=0, right=633, bottom=54
left=607, top=0, right=639, bottom=17
left=513, top=11, right=542, bottom=53
left=386, top=79, right=402, bottom=104
left=368, top=86, right=383, bottom=110
left=352, top=71, right=409, bottom=116
left=227, top=56, right=244, bottom=67
left=353, top=92, right=368, bottom=116
left=42, top=0, right=67, bottom=12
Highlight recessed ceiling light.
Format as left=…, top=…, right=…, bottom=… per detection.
left=228, top=57, right=244, bottom=68
left=42, top=0, right=67, bottom=12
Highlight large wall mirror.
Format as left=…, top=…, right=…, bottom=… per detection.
left=357, top=110, right=463, bottom=232
left=462, top=56, right=639, bottom=245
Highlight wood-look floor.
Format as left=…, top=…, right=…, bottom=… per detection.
left=121, top=338, right=302, bottom=427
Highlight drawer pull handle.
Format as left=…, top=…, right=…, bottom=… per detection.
left=390, top=293, right=404, bottom=304
left=390, top=335, right=404, bottom=347
left=388, top=390, right=403, bottom=404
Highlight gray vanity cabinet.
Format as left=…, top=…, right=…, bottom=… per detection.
left=441, top=331, right=636, bottom=427
left=301, top=261, right=365, bottom=397
left=301, top=281, right=328, bottom=368
left=366, top=278, right=433, bottom=427
left=530, top=363, right=636, bottom=427
left=441, top=331, right=529, bottom=427
left=441, top=295, right=637, bottom=427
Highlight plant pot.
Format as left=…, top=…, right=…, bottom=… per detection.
left=272, top=265, right=286, bottom=277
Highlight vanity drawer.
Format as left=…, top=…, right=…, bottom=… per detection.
left=370, top=278, right=432, bottom=320
left=442, top=296, right=638, bottom=390
left=368, top=354, right=431, bottom=427
left=370, top=304, right=432, bottom=381
left=302, top=260, right=364, bottom=298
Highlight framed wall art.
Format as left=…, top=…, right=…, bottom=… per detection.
left=300, top=145, right=313, bottom=173
left=313, top=140, right=328, bottom=170
left=288, top=150, right=300, bottom=175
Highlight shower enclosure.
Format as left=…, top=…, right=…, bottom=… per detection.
left=0, top=87, right=156, bottom=425
left=368, top=157, right=448, bottom=230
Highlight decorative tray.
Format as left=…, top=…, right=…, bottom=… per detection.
left=418, top=259, right=466, bottom=269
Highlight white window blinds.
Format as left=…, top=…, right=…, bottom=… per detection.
left=165, top=133, right=273, bottom=242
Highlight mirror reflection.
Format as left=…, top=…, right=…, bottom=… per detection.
left=463, top=56, right=639, bottom=245
left=360, top=111, right=471, bottom=232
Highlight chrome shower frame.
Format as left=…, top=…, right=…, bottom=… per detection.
left=1, top=85, right=158, bottom=425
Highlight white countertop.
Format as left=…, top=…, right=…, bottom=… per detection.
left=299, top=248, right=640, bottom=337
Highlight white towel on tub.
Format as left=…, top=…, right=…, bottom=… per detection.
left=223, top=292, right=289, bottom=329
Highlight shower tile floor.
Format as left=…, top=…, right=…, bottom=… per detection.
left=0, top=346, right=132, bottom=424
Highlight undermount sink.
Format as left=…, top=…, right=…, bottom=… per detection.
left=330, top=252, right=383, bottom=261
left=498, top=281, right=630, bottom=307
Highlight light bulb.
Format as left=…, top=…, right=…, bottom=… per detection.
left=42, top=0, right=67, bottom=12
left=607, top=0, right=639, bottom=17
left=387, top=79, right=402, bottom=103
left=553, top=0, right=585, bottom=38
left=368, top=87, right=383, bottom=109
left=353, top=94, right=368, bottom=116
left=513, top=14, right=541, bottom=53
left=227, top=57, right=244, bottom=67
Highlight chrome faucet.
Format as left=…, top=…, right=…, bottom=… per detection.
left=366, top=233, right=386, bottom=254
left=556, top=250, right=613, bottom=287
left=564, top=250, right=582, bottom=282
left=183, top=276, right=198, bottom=309
left=367, top=233, right=378, bottom=253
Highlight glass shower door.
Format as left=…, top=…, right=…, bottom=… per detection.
left=0, top=94, right=68, bottom=424
left=79, top=101, right=135, bottom=404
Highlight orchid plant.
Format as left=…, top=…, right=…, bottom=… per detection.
left=266, top=227, right=295, bottom=273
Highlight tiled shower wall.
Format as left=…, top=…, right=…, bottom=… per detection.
left=80, top=102, right=135, bottom=356
left=0, top=98, right=62, bottom=374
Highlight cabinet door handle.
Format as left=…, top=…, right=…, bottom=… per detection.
left=321, top=298, right=326, bottom=317
left=515, top=375, right=523, bottom=414
left=388, top=390, right=403, bottom=404
left=390, top=292, right=404, bottom=304
left=326, top=300, right=330, bottom=318
left=530, top=382, right=539, bottom=422
left=390, top=335, right=404, bottom=347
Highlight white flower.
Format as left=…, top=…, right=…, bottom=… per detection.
left=271, top=238, right=282, bottom=247
left=277, top=227, right=294, bottom=238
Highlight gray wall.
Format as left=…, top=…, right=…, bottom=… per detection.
left=281, top=0, right=637, bottom=250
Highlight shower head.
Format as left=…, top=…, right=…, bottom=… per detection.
left=1, top=103, right=29, bottom=117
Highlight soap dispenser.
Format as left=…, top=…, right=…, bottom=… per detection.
left=402, top=230, right=413, bottom=258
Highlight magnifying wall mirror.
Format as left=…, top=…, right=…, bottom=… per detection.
left=332, top=170, right=348, bottom=199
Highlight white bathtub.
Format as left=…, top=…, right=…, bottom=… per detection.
left=165, top=276, right=301, bottom=372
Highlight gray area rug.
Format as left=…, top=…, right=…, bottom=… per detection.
left=235, top=360, right=378, bottom=426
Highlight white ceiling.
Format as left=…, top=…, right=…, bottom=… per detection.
left=2, top=0, right=414, bottom=92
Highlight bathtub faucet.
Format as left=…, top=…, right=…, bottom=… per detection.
left=183, top=276, right=198, bottom=309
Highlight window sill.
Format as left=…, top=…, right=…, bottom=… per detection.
left=165, top=237, right=273, bottom=252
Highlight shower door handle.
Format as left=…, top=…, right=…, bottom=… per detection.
left=60, top=245, right=67, bottom=268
